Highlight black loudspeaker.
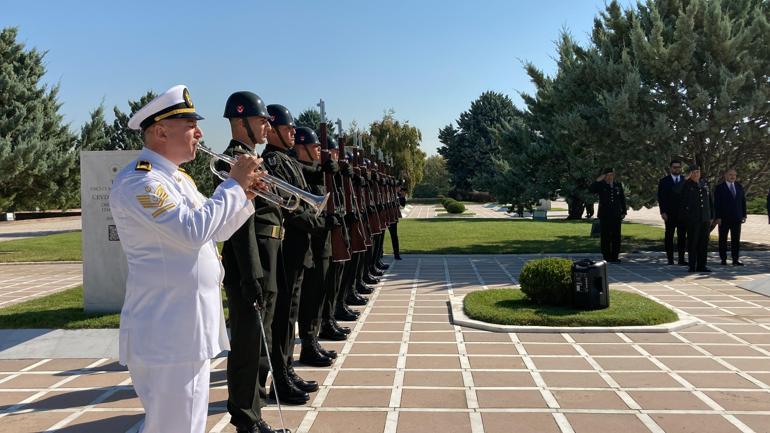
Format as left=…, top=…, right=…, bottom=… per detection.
left=572, top=259, right=609, bottom=310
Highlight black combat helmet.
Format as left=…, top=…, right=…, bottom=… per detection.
left=327, top=135, right=339, bottom=150
left=295, top=127, right=320, bottom=146
left=223, top=91, right=269, bottom=119
left=267, top=104, right=295, bottom=127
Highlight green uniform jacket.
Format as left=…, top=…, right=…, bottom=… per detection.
left=679, top=179, right=714, bottom=224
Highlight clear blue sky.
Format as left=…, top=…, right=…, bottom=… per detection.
left=3, top=0, right=612, bottom=155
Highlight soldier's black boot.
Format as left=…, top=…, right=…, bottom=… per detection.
left=287, top=363, right=319, bottom=392
left=255, top=419, right=291, bottom=433
left=332, top=319, right=351, bottom=334
left=319, top=321, right=348, bottom=341
left=369, top=267, right=384, bottom=277
left=334, top=304, right=359, bottom=322
left=346, top=292, right=368, bottom=306
left=299, top=339, right=333, bottom=367
left=314, top=338, right=338, bottom=359
left=269, top=367, right=310, bottom=405
left=377, top=261, right=390, bottom=270
left=356, top=282, right=374, bottom=295
left=363, top=274, right=379, bottom=285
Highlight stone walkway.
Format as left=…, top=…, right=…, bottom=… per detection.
left=1, top=253, right=770, bottom=432
left=0, top=264, right=82, bottom=308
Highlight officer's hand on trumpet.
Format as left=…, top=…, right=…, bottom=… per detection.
left=228, top=153, right=268, bottom=200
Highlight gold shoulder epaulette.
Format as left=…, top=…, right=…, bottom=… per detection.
left=135, top=160, right=152, bottom=171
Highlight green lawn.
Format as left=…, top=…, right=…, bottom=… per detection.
left=0, top=285, right=236, bottom=329
left=0, top=286, right=120, bottom=329
left=0, top=231, right=82, bottom=262
left=463, top=288, right=678, bottom=327
left=384, top=219, right=665, bottom=254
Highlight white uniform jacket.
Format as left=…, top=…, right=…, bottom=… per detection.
left=110, top=148, right=254, bottom=366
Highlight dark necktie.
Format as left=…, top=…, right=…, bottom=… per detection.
left=729, top=183, right=736, bottom=197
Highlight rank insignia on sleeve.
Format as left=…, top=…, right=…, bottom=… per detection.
left=266, top=155, right=277, bottom=167
left=136, top=184, right=175, bottom=217
left=135, top=160, right=152, bottom=171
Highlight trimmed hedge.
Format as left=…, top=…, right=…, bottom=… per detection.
left=441, top=198, right=466, bottom=214
left=747, top=196, right=766, bottom=215
left=519, top=257, right=573, bottom=305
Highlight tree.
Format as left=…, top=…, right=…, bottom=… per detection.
left=415, top=155, right=450, bottom=196
left=295, top=108, right=335, bottom=136
left=107, top=92, right=156, bottom=151
left=0, top=27, right=79, bottom=211
left=438, top=91, right=519, bottom=193
left=368, top=110, right=425, bottom=192
left=78, top=104, right=110, bottom=151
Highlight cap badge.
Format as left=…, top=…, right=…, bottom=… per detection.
left=183, top=88, right=193, bottom=108
left=236, top=105, right=244, bottom=113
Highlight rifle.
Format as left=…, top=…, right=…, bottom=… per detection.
left=349, top=138, right=373, bottom=246
left=318, top=100, right=351, bottom=262
left=357, top=144, right=383, bottom=235
left=338, top=134, right=367, bottom=253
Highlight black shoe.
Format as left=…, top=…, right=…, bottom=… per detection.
left=668, top=259, right=675, bottom=265
left=363, top=275, right=379, bottom=285
left=287, top=363, right=319, bottom=392
left=721, top=260, right=728, bottom=265
left=237, top=419, right=291, bottom=433
left=356, top=283, right=374, bottom=295
left=332, top=320, right=351, bottom=334
left=299, top=340, right=333, bottom=367
left=314, top=339, right=337, bottom=359
left=697, top=267, right=712, bottom=273
left=733, top=260, right=744, bottom=266
left=370, top=268, right=384, bottom=277
left=269, top=371, right=310, bottom=405
left=678, top=260, right=689, bottom=266
left=346, top=293, right=368, bottom=306
left=688, top=267, right=697, bottom=273
left=394, top=255, right=402, bottom=260
left=258, top=419, right=290, bottom=433
left=319, top=323, right=348, bottom=341
left=334, top=307, right=359, bottom=322
left=377, top=261, right=390, bottom=269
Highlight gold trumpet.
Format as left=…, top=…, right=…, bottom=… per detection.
left=196, top=143, right=329, bottom=216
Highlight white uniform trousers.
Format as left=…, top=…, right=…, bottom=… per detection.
left=129, top=359, right=211, bottom=433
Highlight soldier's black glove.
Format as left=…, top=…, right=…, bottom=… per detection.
left=324, top=213, right=342, bottom=229
left=242, top=280, right=265, bottom=311
left=344, top=212, right=359, bottom=226
left=322, top=159, right=339, bottom=173
left=342, top=163, right=354, bottom=177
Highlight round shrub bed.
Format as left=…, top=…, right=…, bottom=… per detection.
left=519, top=257, right=573, bottom=305
left=463, top=288, right=678, bottom=327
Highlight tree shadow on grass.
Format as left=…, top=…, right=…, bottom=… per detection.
left=0, top=308, right=119, bottom=330
left=495, top=298, right=580, bottom=317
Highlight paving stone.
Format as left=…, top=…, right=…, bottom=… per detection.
left=397, top=411, right=471, bottom=433
left=594, top=356, right=663, bottom=371
left=310, top=410, right=387, bottom=433
left=402, top=370, right=464, bottom=387
left=400, top=388, right=467, bottom=408
left=609, top=371, right=684, bottom=388
left=566, top=413, right=651, bottom=433
left=321, top=388, right=391, bottom=407
left=552, top=389, right=629, bottom=409
left=704, top=390, right=770, bottom=411
left=650, top=413, right=743, bottom=433
left=472, top=371, right=536, bottom=387
left=540, top=371, right=611, bottom=388
left=628, top=390, right=712, bottom=410
left=333, top=370, right=396, bottom=386
left=475, top=389, right=547, bottom=408
left=481, top=412, right=560, bottom=433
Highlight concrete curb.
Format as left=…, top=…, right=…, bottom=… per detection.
left=449, top=294, right=699, bottom=334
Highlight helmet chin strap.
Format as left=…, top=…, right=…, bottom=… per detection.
left=276, top=127, right=293, bottom=150
left=241, top=118, right=259, bottom=147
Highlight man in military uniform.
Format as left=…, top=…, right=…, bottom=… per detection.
left=679, top=165, right=715, bottom=272
left=589, top=168, right=627, bottom=263
left=263, top=104, right=324, bottom=404
left=293, top=127, right=341, bottom=366
left=218, top=91, right=289, bottom=433
left=110, top=85, right=263, bottom=433
left=657, top=160, right=688, bottom=265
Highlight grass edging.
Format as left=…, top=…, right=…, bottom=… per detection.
left=453, top=288, right=696, bottom=333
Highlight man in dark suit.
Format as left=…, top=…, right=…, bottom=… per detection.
left=766, top=187, right=770, bottom=224
left=714, top=168, right=747, bottom=266
left=657, top=159, right=687, bottom=265
left=679, top=165, right=715, bottom=273
left=589, top=168, right=627, bottom=263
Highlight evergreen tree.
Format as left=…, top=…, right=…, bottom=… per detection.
left=438, top=91, right=519, bottom=193
left=78, top=104, right=110, bottom=151
left=107, top=92, right=156, bottom=151
left=0, top=27, right=78, bottom=211
left=416, top=155, right=450, bottom=196
left=295, top=108, right=335, bottom=136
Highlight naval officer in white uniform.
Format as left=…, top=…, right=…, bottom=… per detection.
left=110, top=84, right=264, bottom=433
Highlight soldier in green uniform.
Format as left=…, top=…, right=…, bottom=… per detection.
left=263, top=104, right=325, bottom=404
left=589, top=168, right=627, bottom=263
left=218, top=91, right=288, bottom=433
left=293, top=127, right=341, bottom=366
left=678, top=165, right=715, bottom=272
